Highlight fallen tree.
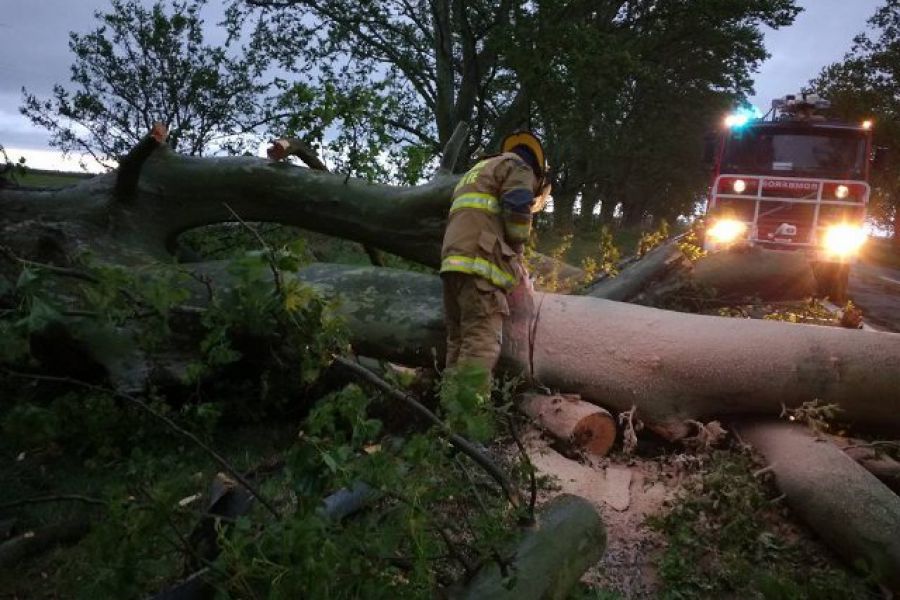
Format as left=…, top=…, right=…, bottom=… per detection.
left=738, top=421, right=900, bottom=591
left=3, top=131, right=900, bottom=440
left=284, top=264, right=900, bottom=440
left=585, top=239, right=688, bottom=301
left=456, top=494, right=606, bottom=600
left=826, top=435, right=900, bottom=495
left=4, top=127, right=900, bottom=596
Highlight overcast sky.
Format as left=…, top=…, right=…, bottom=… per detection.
left=0, top=0, right=884, bottom=171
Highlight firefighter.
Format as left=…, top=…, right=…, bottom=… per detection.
left=440, top=131, right=550, bottom=397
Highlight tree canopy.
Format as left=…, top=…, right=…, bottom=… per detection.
left=236, top=0, right=801, bottom=227
left=813, top=0, right=900, bottom=243
left=21, top=0, right=271, bottom=168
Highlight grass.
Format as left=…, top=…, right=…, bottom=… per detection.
left=0, top=408, right=298, bottom=598
left=533, top=225, right=643, bottom=267
left=646, top=449, right=876, bottom=599
left=15, top=169, right=96, bottom=189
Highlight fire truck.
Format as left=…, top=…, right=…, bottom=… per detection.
left=704, top=92, right=873, bottom=301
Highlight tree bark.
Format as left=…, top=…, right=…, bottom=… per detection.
left=551, top=190, right=576, bottom=232
left=0, top=138, right=576, bottom=280
left=0, top=518, right=91, bottom=568
left=265, top=264, right=900, bottom=440
left=585, top=239, right=687, bottom=301
left=518, top=393, right=616, bottom=456
left=737, top=421, right=900, bottom=591
left=599, top=198, right=617, bottom=226
left=692, top=246, right=817, bottom=301
left=456, top=494, right=605, bottom=600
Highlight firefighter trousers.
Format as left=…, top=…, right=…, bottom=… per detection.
left=441, top=272, right=509, bottom=373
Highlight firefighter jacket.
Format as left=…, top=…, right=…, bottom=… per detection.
left=440, top=152, right=536, bottom=290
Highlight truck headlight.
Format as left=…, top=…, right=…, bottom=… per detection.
left=707, top=219, right=747, bottom=244
left=823, top=224, right=866, bottom=256
left=835, top=185, right=849, bottom=199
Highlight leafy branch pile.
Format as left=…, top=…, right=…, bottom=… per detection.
left=0, top=243, right=533, bottom=598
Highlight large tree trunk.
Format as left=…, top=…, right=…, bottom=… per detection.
left=457, top=494, right=606, bottom=600
left=692, top=246, right=817, bottom=300
left=332, top=263, right=900, bottom=438
left=738, top=421, right=900, bottom=591
left=551, top=190, right=576, bottom=232
left=284, top=264, right=900, bottom=440
left=598, top=198, right=617, bottom=226
left=585, top=239, right=687, bottom=301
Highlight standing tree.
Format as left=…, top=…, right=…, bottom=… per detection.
left=513, top=0, right=800, bottom=230
left=813, top=0, right=900, bottom=251
left=235, top=0, right=524, bottom=183
left=238, top=0, right=800, bottom=227
left=21, top=0, right=272, bottom=168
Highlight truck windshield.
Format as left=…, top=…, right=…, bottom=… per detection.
left=721, top=126, right=867, bottom=179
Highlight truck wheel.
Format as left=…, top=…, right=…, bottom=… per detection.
left=812, top=262, right=850, bottom=303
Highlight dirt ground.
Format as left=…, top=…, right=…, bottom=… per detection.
left=518, top=425, right=882, bottom=599
left=523, top=430, right=675, bottom=598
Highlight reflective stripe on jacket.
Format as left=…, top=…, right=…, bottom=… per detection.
left=440, top=153, right=536, bottom=290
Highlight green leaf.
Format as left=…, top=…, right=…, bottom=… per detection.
left=321, top=451, right=338, bottom=473
left=19, top=296, right=61, bottom=332
left=15, top=267, right=39, bottom=290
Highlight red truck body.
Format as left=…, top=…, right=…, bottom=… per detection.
left=703, top=95, right=874, bottom=299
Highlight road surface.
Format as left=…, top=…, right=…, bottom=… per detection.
left=849, top=261, right=900, bottom=332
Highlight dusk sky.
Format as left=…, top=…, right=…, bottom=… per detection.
left=0, top=0, right=884, bottom=171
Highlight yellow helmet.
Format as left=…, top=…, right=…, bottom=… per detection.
left=501, top=131, right=546, bottom=177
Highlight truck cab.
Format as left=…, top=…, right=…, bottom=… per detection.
left=704, top=93, right=873, bottom=301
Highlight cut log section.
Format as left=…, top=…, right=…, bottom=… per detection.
left=0, top=518, right=91, bottom=568
left=692, top=246, right=817, bottom=301
left=518, top=393, right=616, bottom=456
left=457, top=494, right=606, bottom=600
left=738, top=420, right=900, bottom=591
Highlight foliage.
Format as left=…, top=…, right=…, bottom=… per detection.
left=235, top=0, right=801, bottom=220
left=677, top=224, right=708, bottom=263
left=580, top=226, right=622, bottom=282
left=0, top=238, right=534, bottom=597
left=231, top=0, right=517, bottom=179
left=20, top=0, right=271, bottom=168
left=761, top=298, right=837, bottom=326
left=438, top=363, right=495, bottom=442
left=780, top=399, right=843, bottom=435
left=635, top=220, right=670, bottom=258
left=0, top=144, right=27, bottom=187
left=647, top=449, right=873, bottom=599
left=527, top=233, right=573, bottom=292
left=1, top=240, right=345, bottom=412
left=205, top=382, right=526, bottom=599
left=188, top=243, right=346, bottom=395
left=519, top=0, right=800, bottom=228
left=812, top=0, right=900, bottom=243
